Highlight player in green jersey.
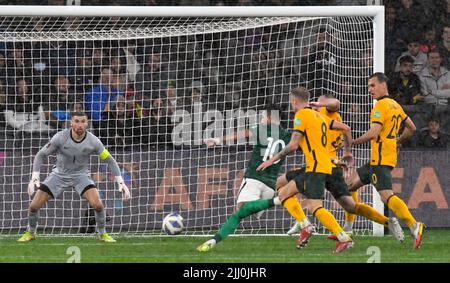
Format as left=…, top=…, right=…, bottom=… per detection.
left=197, top=104, right=291, bottom=251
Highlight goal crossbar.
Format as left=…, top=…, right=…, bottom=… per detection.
left=0, top=5, right=384, bottom=17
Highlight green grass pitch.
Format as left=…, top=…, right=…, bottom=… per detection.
left=0, top=230, right=448, bottom=263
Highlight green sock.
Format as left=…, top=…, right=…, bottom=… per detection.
left=214, top=198, right=274, bottom=243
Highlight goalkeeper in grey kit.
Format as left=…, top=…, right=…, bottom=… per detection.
left=18, top=111, right=131, bottom=243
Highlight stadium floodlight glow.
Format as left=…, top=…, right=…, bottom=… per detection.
left=0, top=5, right=384, bottom=236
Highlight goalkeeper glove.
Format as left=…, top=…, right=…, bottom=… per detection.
left=28, top=171, right=40, bottom=197
left=115, top=176, right=131, bottom=201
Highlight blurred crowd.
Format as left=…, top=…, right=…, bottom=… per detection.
left=0, top=0, right=449, bottom=150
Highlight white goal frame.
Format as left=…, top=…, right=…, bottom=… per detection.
left=0, top=5, right=385, bottom=237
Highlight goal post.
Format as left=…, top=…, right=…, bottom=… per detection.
left=0, top=5, right=385, bottom=236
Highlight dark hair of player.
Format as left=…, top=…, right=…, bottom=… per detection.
left=369, top=72, right=389, bottom=84
left=290, top=86, right=310, bottom=102
left=71, top=111, right=88, bottom=119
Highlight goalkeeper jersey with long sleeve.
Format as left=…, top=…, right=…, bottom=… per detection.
left=33, top=129, right=121, bottom=177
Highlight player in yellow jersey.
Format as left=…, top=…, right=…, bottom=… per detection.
left=283, top=94, right=355, bottom=236
left=257, top=87, right=353, bottom=253
left=347, top=72, right=425, bottom=249
left=278, top=94, right=405, bottom=245
left=318, top=96, right=359, bottom=238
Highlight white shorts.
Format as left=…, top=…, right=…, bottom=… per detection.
left=236, top=178, right=275, bottom=204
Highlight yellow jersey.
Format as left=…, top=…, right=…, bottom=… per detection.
left=370, top=96, right=408, bottom=167
left=319, top=107, right=343, bottom=162
left=293, top=107, right=333, bottom=174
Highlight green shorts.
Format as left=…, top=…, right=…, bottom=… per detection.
left=356, top=163, right=393, bottom=191
left=286, top=167, right=350, bottom=200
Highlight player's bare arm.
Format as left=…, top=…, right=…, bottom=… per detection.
left=397, top=117, right=416, bottom=145
left=353, top=122, right=382, bottom=145
left=204, top=129, right=252, bottom=147
left=330, top=120, right=354, bottom=165
left=256, top=131, right=302, bottom=171
left=310, top=96, right=340, bottom=112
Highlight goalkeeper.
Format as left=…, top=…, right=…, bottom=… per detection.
left=18, top=111, right=131, bottom=243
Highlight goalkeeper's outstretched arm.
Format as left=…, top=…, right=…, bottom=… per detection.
left=32, top=133, right=61, bottom=174
left=28, top=132, right=63, bottom=196
left=96, top=144, right=131, bottom=201
left=98, top=148, right=121, bottom=176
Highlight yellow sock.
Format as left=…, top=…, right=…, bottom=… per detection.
left=344, top=191, right=358, bottom=222
left=387, top=195, right=416, bottom=228
left=282, top=196, right=306, bottom=222
left=355, top=203, right=389, bottom=227
left=313, top=207, right=343, bottom=236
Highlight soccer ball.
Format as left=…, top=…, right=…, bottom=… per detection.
left=162, top=212, right=184, bottom=235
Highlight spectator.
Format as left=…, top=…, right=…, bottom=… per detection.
left=419, top=27, right=438, bottom=54
left=331, top=0, right=366, bottom=4
left=72, top=100, right=85, bottom=113
left=416, top=118, right=449, bottom=149
left=385, top=6, right=408, bottom=75
left=121, top=39, right=141, bottom=83
left=3, top=78, right=52, bottom=134
left=92, top=48, right=107, bottom=68
left=419, top=49, right=450, bottom=105
left=0, top=52, right=7, bottom=81
left=438, top=24, right=450, bottom=70
left=396, top=0, right=424, bottom=39
left=38, top=41, right=74, bottom=74
left=301, top=27, right=337, bottom=97
left=163, top=80, right=180, bottom=114
left=134, top=52, right=168, bottom=111
left=223, top=82, right=243, bottom=110
left=183, top=80, right=208, bottom=111
left=110, top=54, right=127, bottom=92
left=99, top=95, right=148, bottom=149
left=394, top=36, right=428, bottom=74
left=74, top=49, right=96, bottom=95
left=90, top=47, right=107, bottom=78
left=0, top=79, right=6, bottom=125
left=436, top=0, right=450, bottom=31
left=149, top=97, right=173, bottom=146
left=6, top=46, right=31, bottom=86
left=238, top=0, right=254, bottom=5
left=85, top=67, right=124, bottom=126
left=389, top=55, right=423, bottom=105
left=43, top=75, right=77, bottom=129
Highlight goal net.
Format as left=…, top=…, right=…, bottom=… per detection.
left=0, top=6, right=383, bottom=236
